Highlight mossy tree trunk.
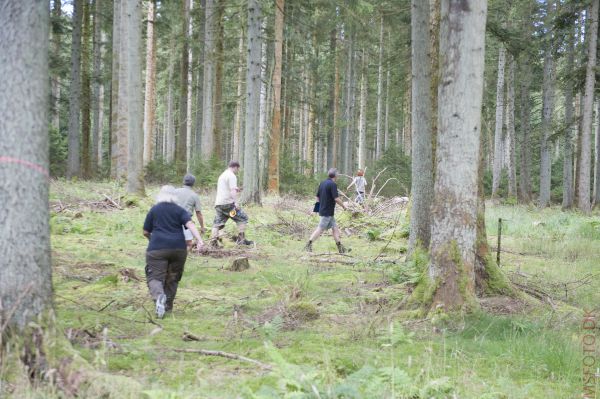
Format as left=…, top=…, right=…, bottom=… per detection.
left=427, top=0, right=487, bottom=312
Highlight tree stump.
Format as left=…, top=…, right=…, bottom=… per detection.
left=228, top=257, right=250, bottom=272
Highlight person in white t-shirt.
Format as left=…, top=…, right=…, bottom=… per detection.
left=347, top=169, right=367, bottom=204
left=209, top=161, right=253, bottom=247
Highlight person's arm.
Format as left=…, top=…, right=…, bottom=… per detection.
left=142, top=210, right=153, bottom=239
left=195, top=210, right=205, bottom=234
left=185, top=221, right=204, bottom=252
left=335, top=197, right=347, bottom=210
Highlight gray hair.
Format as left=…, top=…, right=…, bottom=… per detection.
left=328, top=168, right=338, bottom=178
left=155, top=185, right=178, bottom=204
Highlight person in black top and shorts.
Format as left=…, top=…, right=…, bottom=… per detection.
left=304, top=168, right=350, bottom=254
left=143, top=186, right=204, bottom=318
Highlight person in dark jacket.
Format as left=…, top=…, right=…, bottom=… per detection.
left=304, top=168, right=350, bottom=254
left=143, top=185, right=204, bottom=318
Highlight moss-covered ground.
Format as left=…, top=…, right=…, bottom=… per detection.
left=14, top=180, right=599, bottom=398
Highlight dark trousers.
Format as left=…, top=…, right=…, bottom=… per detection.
left=145, top=249, right=187, bottom=311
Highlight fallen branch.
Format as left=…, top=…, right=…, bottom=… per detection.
left=102, top=194, right=123, bottom=210
left=172, top=348, right=272, bottom=370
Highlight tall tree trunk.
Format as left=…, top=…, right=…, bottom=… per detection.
left=0, top=0, right=52, bottom=329
left=143, top=0, right=156, bottom=166
left=232, top=32, right=245, bottom=162
left=518, top=56, right=532, bottom=203
left=267, top=0, right=284, bottom=194
left=505, top=54, right=517, bottom=197
left=563, top=26, right=576, bottom=209
left=193, top=0, right=206, bottom=154
left=124, top=0, right=144, bottom=195
left=241, top=0, right=262, bottom=204
left=305, top=61, right=315, bottom=176
left=201, top=0, right=215, bottom=160
left=491, top=45, right=506, bottom=198
left=212, top=0, right=225, bottom=160
left=258, top=19, right=269, bottom=183
left=384, top=67, right=390, bottom=152
left=375, top=15, right=384, bottom=160
left=67, top=0, right=83, bottom=178
left=427, top=0, right=487, bottom=311
left=408, top=0, right=433, bottom=252
left=578, top=0, right=599, bottom=213
left=429, top=0, right=440, bottom=179
left=186, top=0, right=194, bottom=170
left=81, top=1, right=91, bottom=178
left=165, top=37, right=176, bottom=162
left=539, top=1, right=555, bottom=208
left=175, top=0, right=190, bottom=173
left=92, top=0, right=104, bottom=172
left=357, top=49, right=367, bottom=169
left=342, top=33, right=354, bottom=174
left=327, top=25, right=340, bottom=168
left=110, top=0, right=121, bottom=178
left=595, top=100, right=600, bottom=205
left=51, top=0, right=62, bottom=133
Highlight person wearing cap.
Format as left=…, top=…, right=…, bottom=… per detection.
left=209, top=161, right=253, bottom=247
left=174, top=174, right=206, bottom=251
left=143, top=185, right=204, bottom=318
left=347, top=169, right=367, bottom=204
left=304, top=168, right=350, bottom=254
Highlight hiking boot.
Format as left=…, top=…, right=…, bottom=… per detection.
left=303, top=241, right=313, bottom=252
left=155, top=294, right=167, bottom=319
left=236, top=237, right=254, bottom=246
left=336, top=242, right=351, bottom=254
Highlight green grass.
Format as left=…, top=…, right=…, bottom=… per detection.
left=9, top=180, right=597, bottom=398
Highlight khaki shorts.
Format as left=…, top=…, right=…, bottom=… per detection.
left=318, top=216, right=336, bottom=230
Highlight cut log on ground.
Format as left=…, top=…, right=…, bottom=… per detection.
left=227, top=257, right=250, bottom=271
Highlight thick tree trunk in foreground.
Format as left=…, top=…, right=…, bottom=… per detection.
left=67, top=0, right=83, bottom=178
left=491, top=45, right=505, bottom=198
left=427, top=0, right=487, bottom=312
left=539, top=2, right=555, bottom=208
left=577, top=0, right=599, bottom=213
left=267, top=0, right=284, bottom=194
left=124, top=0, right=144, bottom=195
left=143, top=0, right=156, bottom=166
left=241, top=0, right=262, bottom=204
left=0, top=0, right=52, bottom=329
left=408, top=0, right=433, bottom=252
left=563, top=28, right=576, bottom=209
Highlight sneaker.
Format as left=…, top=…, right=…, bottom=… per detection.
left=336, top=242, right=351, bottom=254
left=155, top=294, right=167, bottom=319
left=303, top=241, right=313, bottom=252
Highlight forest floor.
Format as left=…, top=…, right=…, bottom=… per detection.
left=23, top=180, right=600, bottom=397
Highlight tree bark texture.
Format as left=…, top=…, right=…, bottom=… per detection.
left=491, top=45, right=505, bottom=198
left=267, top=0, right=284, bottom=194
left=428, top=0, right=487, bottom=311
left=408, top=0, right=433, bottom=252
left=539, top=1, right=555, bottom=208
left=143, top=0, right=156, bottom=166
left=0, top=0, right=52, bottom=329
left=67, top=0, right=83, bottom=178
left=577, top=0, right=599, bottom=212
left=201, top=0, right=215, bottom=160
left=563, top=27, right=576, bottom=209
left=241, top=0, right=262, bottom=204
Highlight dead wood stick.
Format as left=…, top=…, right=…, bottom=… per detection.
left=103, top=194, right=123, bottom=209
left=172, top=348, right=272, bottom=370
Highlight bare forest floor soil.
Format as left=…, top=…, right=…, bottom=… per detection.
left=19, top=180, right=600, bottom=397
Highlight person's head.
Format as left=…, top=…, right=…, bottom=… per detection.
left=183, top=173, right=196, bottom=187
left=228, top=160, right=241, bottom=174
left=155, top=185, right=178, bottom=204
left=328, top=168, right=338, bottom=180
left=357, top=169, right=364, bottom=177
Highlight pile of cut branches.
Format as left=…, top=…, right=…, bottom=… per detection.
left=51, top=194, right=123, bottom=213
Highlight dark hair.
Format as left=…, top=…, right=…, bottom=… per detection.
left=328, top=168, right=338, bottom=178
left=228, top=161, right=241, bottom=168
